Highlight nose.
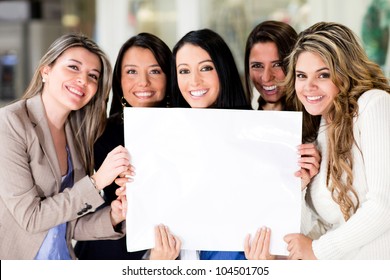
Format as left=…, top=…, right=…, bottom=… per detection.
left=138, top=71, right=150, bottom=87
left=304, top=77, right=317, bottom=92
left=261, top=66, right=273, bottom=83
left=77, top=72, right=88, bottom=86
left=190, top=71, right=201, bottom=86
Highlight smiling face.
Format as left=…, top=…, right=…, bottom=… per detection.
left=41, top=46, right=101, bottom=113
left=249, top=42, right=285, bottom=110
left=121, top=47, right=166, bottom=107
left=176, top=44, right=220, bottom=108
left=295, top=51, right=340, bottom=117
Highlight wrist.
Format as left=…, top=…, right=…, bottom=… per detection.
left=89, top=175, right=103, bottom=192
left=110, top=210, right=124, bottom=229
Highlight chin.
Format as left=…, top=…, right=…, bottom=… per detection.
left=304, top=108, right=322, bottom=116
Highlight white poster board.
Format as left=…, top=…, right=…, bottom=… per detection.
left=124, top=108, right=302, bottom=256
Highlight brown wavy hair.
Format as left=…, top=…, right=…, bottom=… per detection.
left=285, top=22, right=390, bottom=220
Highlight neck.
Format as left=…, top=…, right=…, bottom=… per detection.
left=41, top=92, right=69, bottom=130
left=262, top=102, right=283, bottom=111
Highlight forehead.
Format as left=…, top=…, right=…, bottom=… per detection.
left=57, top=47, right=101, bottom=71
left=250, top=41, right=279, bottom=59
left=296, top=51, right=327, bottom=69
left=122, top=47, right=158, bottom=65
left=176, top=44, right=212, bottom=63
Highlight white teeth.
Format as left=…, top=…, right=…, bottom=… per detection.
left=307, top=96, right=323, bottom=101
left=190, top=90, right=207, bottom=97
left=263, top=85, right=276, bottom=91
left=135, top=92, right=153, bottom=97
left=68, top=87, right=83, bottom=96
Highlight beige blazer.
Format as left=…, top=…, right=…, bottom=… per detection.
left=0, top=94, right=124, bottom=260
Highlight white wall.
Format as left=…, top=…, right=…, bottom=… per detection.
left=307, top=0, right=372, bottom=35
left=95, top=0, right=134, bottom=64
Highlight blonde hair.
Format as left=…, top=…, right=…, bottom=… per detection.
left=22, top=33, right=112, bottom=175
left=285, top=22, right=390, bottom=220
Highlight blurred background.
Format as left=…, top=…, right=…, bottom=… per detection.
left=0, top=0, right=389, bottom=107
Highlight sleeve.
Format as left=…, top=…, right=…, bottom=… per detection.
left=0, top=110, right=105, bottom=233
left=73, top=205, right=125, bottom=240
left=312, top=91, right=390, bottom=259
left=300, top=187, right=331, bottom=240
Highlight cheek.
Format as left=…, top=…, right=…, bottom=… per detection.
left=177, top=76, right=186, bottom=93
left=295, top=82, right=305, bottom=100
left=121, top=77, right=135, bottom=92
left=249, top=70, right=259, bottom=83
left=155, top=78, right=167, bottom=93
left=275, top=70, right=286, bottom=81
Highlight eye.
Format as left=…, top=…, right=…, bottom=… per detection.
left=68, top=65, right=78, bottom=71
left=126, top=69, right=137, bottom=74
left=89, top=73, right=99, bottom=81
left=296, top=73, right=306, bottom=79
left=319, top=72, right=331, bottom=79
left=200, top=65, right=213, bottom=72
left=178, top=68, right=190, bottom=74
left=273, top=62, right=283, bottom=68
left=150, top=69, right=162, bottom=75
left=251, top=63, right=262, bottom=69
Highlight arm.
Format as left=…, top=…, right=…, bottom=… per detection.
left=0, top=110, right=131, bottom=234
left=311, top=91, right=390, bottom=259
left=288, top=91, right=390, bottom=259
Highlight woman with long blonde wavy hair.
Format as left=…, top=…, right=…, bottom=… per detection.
left=283, top=22, right=390, bottom=259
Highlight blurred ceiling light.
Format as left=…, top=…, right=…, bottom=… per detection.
left=62, top=14, right=80, bottom=27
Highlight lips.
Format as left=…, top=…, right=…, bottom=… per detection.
left=263, top=85, right=277, bottom=91
left=67, top=86, right=84, bottom=97
left=190, top=89, right=207, bottom=97
left=306, top=95, right=323, bottom=102
left=134, top=91, right=154, bottom=98
left=261, top=85, right=277, bottom=96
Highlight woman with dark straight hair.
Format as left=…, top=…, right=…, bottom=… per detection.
left=75, top=33, right=179, bottom=260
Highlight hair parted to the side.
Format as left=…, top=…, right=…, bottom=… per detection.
left=171, top=28, right=250, bottom=109
left=22, top=33, right=112, bottom=175
left=244, top=20, right=298, bottom=110
left=109, top=32, right=172, bottom=116
left=285, top=21, right=390, bottom=220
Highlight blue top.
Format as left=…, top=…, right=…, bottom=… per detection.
left=35, top=146, right=74, bottom=260
left=200, top=250, right=246, bottom=260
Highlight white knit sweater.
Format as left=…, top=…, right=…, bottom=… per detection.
left=301, top=89, right=390, bottom=259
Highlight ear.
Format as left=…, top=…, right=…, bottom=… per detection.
left=40, top=65, right=51, bottom=80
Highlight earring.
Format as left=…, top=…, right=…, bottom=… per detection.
left=121, top=96, right=129, bottom=120
left=121, top=96, right=129, bottom=108
left=42, top=78, right=46, bottom=83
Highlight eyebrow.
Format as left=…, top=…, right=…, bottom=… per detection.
left=68, top=58, right=101, bottom=74
left=296, top=67, right=329, bottom=73
left=250, top=59, right=281, bottom=65
left=123, top=64, right=161, bottom=68
left=177, top=59, right=214, bottom=68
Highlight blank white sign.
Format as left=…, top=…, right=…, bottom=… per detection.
left=124, top=107, right=302, bottom=256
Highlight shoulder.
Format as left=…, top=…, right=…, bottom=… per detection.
left=358, top=89, right=390, bottom=108
left=0, top=99, right=29, bottom=132
left=0, top=99, right=27, bottom=117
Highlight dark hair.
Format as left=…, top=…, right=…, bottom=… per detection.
left=244, top=20, right=297, bottom=109
left=171, top=28, right=250, bottom=109
left=109, top=32, right=172, bottom=116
